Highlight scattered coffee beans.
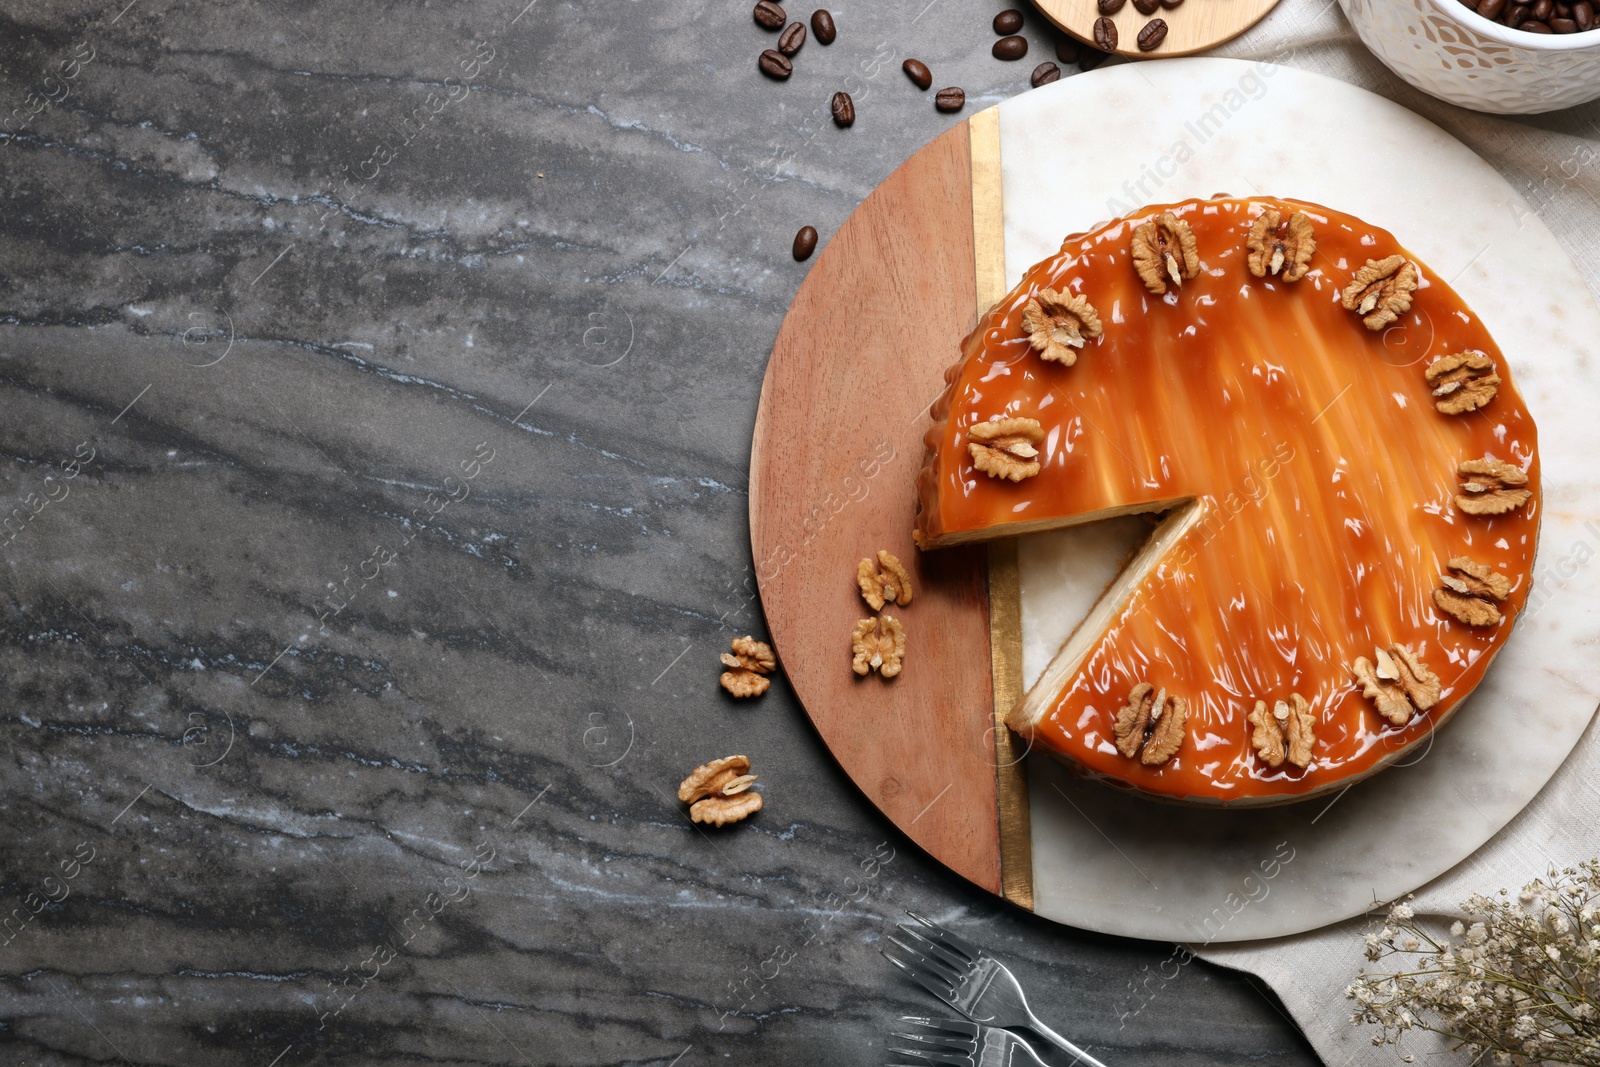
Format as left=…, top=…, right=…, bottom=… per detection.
left=935, top=86, right=966, bottom=111
left=1134, top=0, right=1160, bottom=13
left=993, top=34, right=1029, bottom=59
left=811, top=8, right=836, bottom=43
left=1460, top=0, right=1597, bottom=31
left=831, top=91, right=855, bottom=126
left=1093, top=16, right=1119, bottom=49
left=753, top=0, right=786, bottom=29
left=1137, top=17, right=1168, bottom=49
left=993, top=8, right=1025, bottom=33
left=1031, top=61, right=1061, bottom=86
left=759, top=49, right=793, bottom=79
left=793, top=225, right=818, bottom=261
left=1098, top=0, right=1127, bottom=12
left=903, top=58, right=933, bottom=90
left=1055, top=35, right=1081, bottom=63
left=778, top=21, right=807, bottom=55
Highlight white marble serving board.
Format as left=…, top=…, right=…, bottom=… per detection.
left=998, top=59, right=1600, bottom=942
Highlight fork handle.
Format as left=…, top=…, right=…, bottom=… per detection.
left=1025, top=1013, right=1111, bottom=1067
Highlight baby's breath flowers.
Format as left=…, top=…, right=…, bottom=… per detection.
left=1347, top=861, right=1600, bottom=1065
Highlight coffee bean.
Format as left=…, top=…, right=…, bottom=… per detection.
left=778, top=21, right=807, bottom=55
left=1478, top=0, right=1506, bottom=17
left=759, top=49, right=793, bottom=79
left=1093, top=16, right=1118, bottom=50
left=793, top=225, right=818, bottom=261
left=935, top=86, right=966, bottom=112
left=1079, top=45, right=1110, bottom=68
left=903, top=58, right=933, bottom=90
left=831, top=91, right=855, bottom=126
left=1574, top=0, right=1594, bottom=28
left=811, top=8, right=836, bottom=43
left=1507, top=4, right=1531, bottom=23
left=1551, top=14, right=1579, bottom=26
left=1522, top=17, right=1554, bottom=27
left=992, top=34, right=1029, bottom=59
left=1134, top=0, right=1160, bottom=14
left=753, top=0, right=786, bottom=29
left=1532, top=0, right=1554, bottom=18
left=1160, top=0, right=1184, bottom=7
left=1137, top=17, right=1168, bottom=49
left=1030, top=61, right=1061, bottom=86
left=994, top=8, right=1025, bottom=33
left=1055, top=35, right=1081, bottom=63
left=1098, top=0, right=1127, bottom=12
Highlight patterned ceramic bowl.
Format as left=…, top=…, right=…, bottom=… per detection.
left=1339, top=0, right=1600, bottom=114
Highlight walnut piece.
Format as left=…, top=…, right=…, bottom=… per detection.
left=1425, top=351, right=1500, bottom=415
left=719, top=635, right=776, bottom=698
left=1111, top=682, right=1187, bottom=766
left=1351, top=644, right=1440, bottom=727
left=1131, top=211, right=1200, bottom=295
left=1022, top=287, right=1103, bottom=366
left=1340, top=255, right=1418, bottom=331
left=679, top=754, right=753, bottom=802
left=851, top=614, right=906, bottom=679
left=679, top=755, right=764, bottom=826
left=1245, top=210, right=1316, bottom=282
left=857, top=550, right=914, bottom=611
left=691, top=791, right=764, bottom=826
left=968, top=417, right=1044, bottom=482
left=1434, top=556, right=1510, bottom=628
left=1248, top=695, right=1316, bottom=769
left=1455, top=456, right=1532, bottom=516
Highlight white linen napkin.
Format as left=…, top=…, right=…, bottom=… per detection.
left=1190, top=4, right=1600, bottom=1063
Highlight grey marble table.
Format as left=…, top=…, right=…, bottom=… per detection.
left=0, top=0, right=1320, bottom=1063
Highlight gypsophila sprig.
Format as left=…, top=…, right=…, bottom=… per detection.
left=1347, top=861, right=1600, bottom=1065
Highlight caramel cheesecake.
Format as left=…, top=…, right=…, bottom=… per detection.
left=915, top=196, right=1540, bottom=805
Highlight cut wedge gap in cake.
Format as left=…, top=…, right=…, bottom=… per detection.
left=1008, top=500, right=1204, bottom=735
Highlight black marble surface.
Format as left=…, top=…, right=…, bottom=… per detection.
left=0, top=0, right=1322, bottom=1063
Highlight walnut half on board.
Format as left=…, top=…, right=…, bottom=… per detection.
left=857, top=550, right=913, bottom=611
left=851, top=615, right=906, bottom=679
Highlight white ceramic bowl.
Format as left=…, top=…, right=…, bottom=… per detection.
left=1338, top=0, right=1600, bottom=113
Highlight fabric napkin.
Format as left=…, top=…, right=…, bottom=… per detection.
left=1187, top=3, right=1600, bottom=1064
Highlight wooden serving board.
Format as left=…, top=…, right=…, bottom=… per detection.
left=750, top=114, right=1032, bottom=905
left=1032, top=0, right=1281, bottom=57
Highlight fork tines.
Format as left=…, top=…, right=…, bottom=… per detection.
left=904, top=911, right=984, bottom=963
left=886, top=1016, right=980, bottom=1066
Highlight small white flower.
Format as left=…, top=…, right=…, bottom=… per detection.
left=1545, top=943, right=1561, bottom=961
left=1450, top=920, right=1465, bottom=937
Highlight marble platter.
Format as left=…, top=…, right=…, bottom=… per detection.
left=752, top=58, right=1600, bottom=943
left=1008, top=60, right=1600, bottom=941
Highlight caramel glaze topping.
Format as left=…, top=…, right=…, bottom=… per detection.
left=915, top=196, right=1540, bottom=803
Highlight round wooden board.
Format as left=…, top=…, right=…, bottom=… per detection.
left=749, top=120, right=1016, bottom=900
left=1032, top=0, right=1282, bottom=57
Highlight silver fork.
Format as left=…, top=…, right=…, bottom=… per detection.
left=881, top=912, right=1110, bottom=1067
left=888, top=1016, right=1047, bottom=1067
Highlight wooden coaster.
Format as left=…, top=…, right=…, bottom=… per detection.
left=1033, top=0, right=1282, bottom=58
